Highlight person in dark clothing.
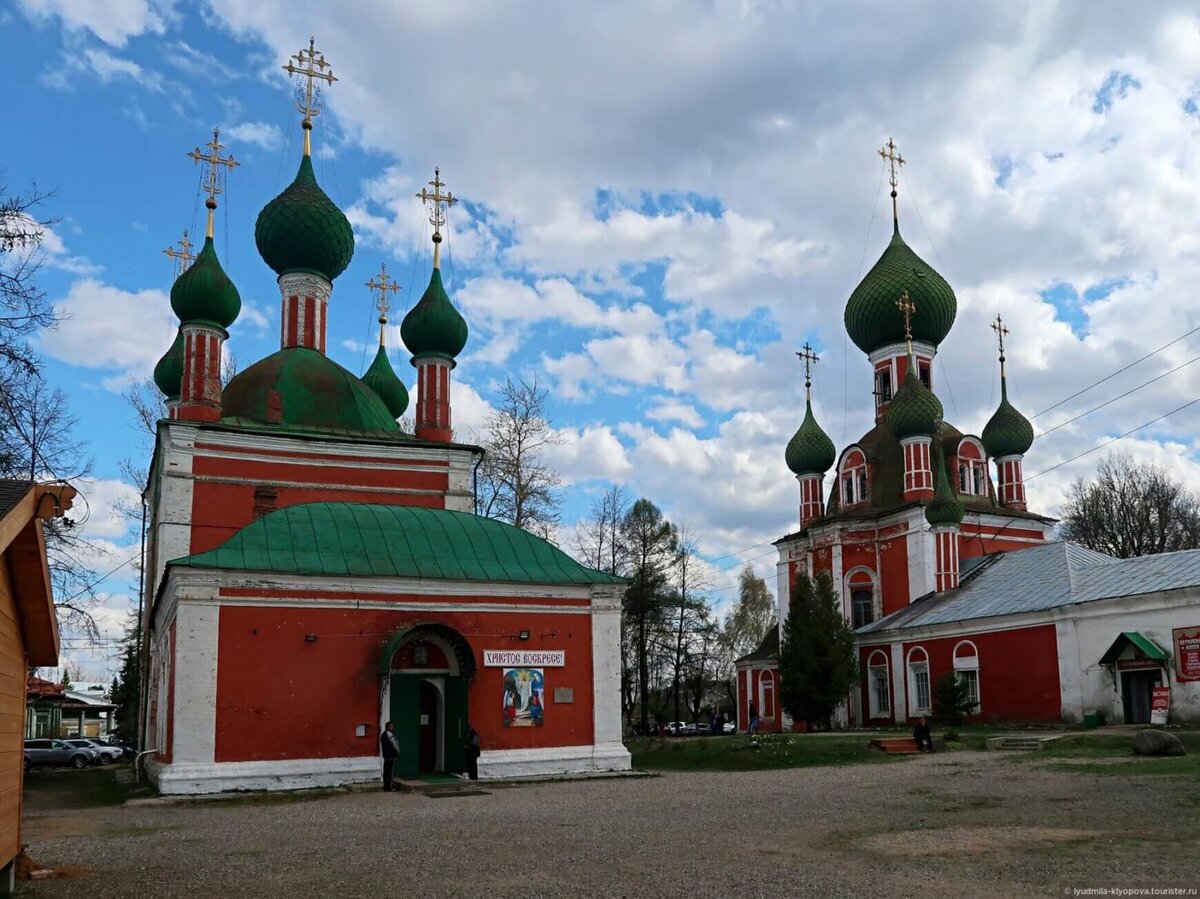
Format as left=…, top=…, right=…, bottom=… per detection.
left=748, top=702, right=759, bottom=735
left=466, top=724, right=481, bottom=781
left=380, top=720, right=400, bottom=790
left=913, top=716, right=934, bottom=752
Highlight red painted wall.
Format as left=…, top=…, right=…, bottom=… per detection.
left=213, top=603, right=595, bottom=763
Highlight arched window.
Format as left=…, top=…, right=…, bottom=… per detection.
left=918, top=359, right=931, bottom=388
left=846, top=568, right=877, bottom=629
left=867, top=650, right=890, bottom=718
left=957, top=438, right=988, bottom=496
left=907, top=646, right=931, bottom=715
left=840, top=449, right=869, bottom=507
left=874, top=367, right=893, bottom=404
left=953, top=640, right=981, bottom=713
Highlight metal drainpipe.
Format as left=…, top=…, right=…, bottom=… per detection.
left=472, top=451, right=484, bottom=515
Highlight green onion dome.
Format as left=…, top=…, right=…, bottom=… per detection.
left=400, top=268, right=468, bottom=361
left=925, top=441, right=965, bottom=528
left=845, top=222, right=957, bottom=354
left=885, top=356, right=943, bottom=440
left=153, top=329, right=184, bottom=400
left=982, top=378, right=1034, bottom=458
left=361, top=345, right=409, bottom=420
left=221, top=347, right=399, bottom=432
left=255, top=156, right=354, bottom=282
left=169, top=237, right=241, bottom=328
left=785, top=399, right=836, bottom=475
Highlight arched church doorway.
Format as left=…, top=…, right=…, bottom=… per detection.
left=378, top=624, right=475, bottom=778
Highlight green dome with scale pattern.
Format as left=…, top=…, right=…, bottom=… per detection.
left=785, top=400, right=836, bottom=475
left=255, top=156, right=354, bottom=282
left=400, top=268, right=468, bottom=361
left=982, top=378, right=1034, bottom=458
left=153, top=329, right=184, bottom=400
left=169, top=237, right=241, bottom=328
left=362, top=345, right=409, bottom=420
left=885, top=356, right=943, bottom=440
left=845, top=222, right=957, bottom=354
left=925, top=440, right=965, bottom=528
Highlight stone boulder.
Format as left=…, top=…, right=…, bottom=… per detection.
left=1131, top=729, right=1186, bottom=757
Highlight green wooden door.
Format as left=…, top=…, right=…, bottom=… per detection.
left=443, top=677, right=469, bottom=773
left=389, top=675, right=421, bottom=778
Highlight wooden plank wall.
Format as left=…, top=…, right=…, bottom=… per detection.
left=0, top=556, right=24, bottom=868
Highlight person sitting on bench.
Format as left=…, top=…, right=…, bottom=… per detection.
left=913, top=716, right=935, bottom=752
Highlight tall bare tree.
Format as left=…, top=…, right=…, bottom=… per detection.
left=620, top=498, right=676, bottom=733
left=0, top=182, right=57, bottom=383
left=575, top=484, right=629, bottom=575
left=668, top=529, right=710, bottom=724
left=476, top=377, right=564, bottom=540
left=1061, top=453, right=1200, bottom=558
left=714, top=564, right=775, bottom=708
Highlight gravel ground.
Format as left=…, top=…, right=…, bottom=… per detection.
left=19, top=752, right=1200, bottom=899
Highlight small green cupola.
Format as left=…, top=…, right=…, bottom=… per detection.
left=153, top=329, right=185, bottom=400
left=845, top=141, right=956, bottom=355
left=255, top=155, right=355, bottom=283
left=786, top=399, right=836, bottom=475
left=982, top=320, right=1033, bottom=458
left=402, top=168, right=468, bottom=363
left=170, top=237, right=241, bottom=328
left=925, top=438, right=965, bottom=528
left=886, top=351, right=943, bottom=440
left=360, top=263, right=409, bottom=420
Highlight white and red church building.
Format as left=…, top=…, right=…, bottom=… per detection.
left=140, top=56, right=629, bottom=794
left=737, top=157, right=1200, bottom=731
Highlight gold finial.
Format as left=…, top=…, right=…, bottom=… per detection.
left=896, top=290, right=916, bottom=351
left=163, top=228, right=196, bottom=278
left=416, top=167, right=457, bottom=269
left=878, top=137, right=905, bottom=222
left=187, top=128, right=239, bottom=239
left=991, top=313, right=1010, bottom=378
left=366, top=263, right=400, bottom=347
left=796, top=342, right=819, bottom=402
left=283, top=37, right=337, bottom=157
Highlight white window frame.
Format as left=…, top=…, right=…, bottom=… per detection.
left=840, top=451, right=868, bottom=506
left=952, top=640, right=981, bottom=713
left=957, top=439, right=988, bottom=496
left=907, top=647, right=931, bottom=715
left=759, top=673, right=774, bottom=720
left=867, top=651, right=890, bottom=718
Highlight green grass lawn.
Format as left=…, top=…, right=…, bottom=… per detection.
left=1030, top=731, right=1200, bottom=776
left=626, top=734, right=907, bottom=772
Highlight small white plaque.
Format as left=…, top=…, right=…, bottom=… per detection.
left=483, top=650, right=565, bottom=667
left=420, top=714, right=430, bottom=725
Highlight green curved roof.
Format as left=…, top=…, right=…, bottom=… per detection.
left=925, top=440, right=965, bottom=527
left=170, top=237, right=241, bottom=328
left=885, top=355, right=943, bottom=439
left=400, top=268, right=468, bottom=361
left=153, top=329, right=184, bottom=400
left=982, top=377, right=1034, bottom=458
left=255, top=155, right=355, bottom=282
left=221, top=347, right=400, bottom=432
left=168, top=502, right=625, bottom=585
left=361, top=345, right=409, bottom=420
left=844, top=222, right=957, bottom=354
left=785, top=399, right=836, bottom=475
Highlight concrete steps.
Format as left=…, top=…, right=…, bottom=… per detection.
left=870, top=737, right=920, bottom=754
left=986, top=735, right=1063, bottom=751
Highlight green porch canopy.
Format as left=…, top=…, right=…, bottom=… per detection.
left=169, top=502, right=625, bottom=586
left=1098, top=632, right=1168, bottom=666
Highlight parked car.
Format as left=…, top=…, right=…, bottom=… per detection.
left=90, top=738, right=135, bottom=759
left=723, top=721, right=736, bottom=734
left=64, top=739, right=122, bottom=765
left=664, top=721, right=687, bottom=736
left=23, top=739, right=97, bottom=770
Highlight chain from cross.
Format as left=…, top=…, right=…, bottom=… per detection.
left=895, top=290, right=916, bottom=343
left=163, top=229, right=195, bottom=277
left=366, top=263, right=400, bottom=322
left=284, top=37, right=337, bottom=125
left=878, top=138, right=905, bottom=191
left=188, top=128, right=239, bottom=206
left=991, top=313, right=1009, bottom=360
left=416, top=168, right=457, bottom=233
left=796, top=341, right=820, bottom=388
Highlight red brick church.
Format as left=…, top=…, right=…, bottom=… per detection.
left=737, top=143, right=1200, bottom=730
left=141, top=44, right=628, bottom=794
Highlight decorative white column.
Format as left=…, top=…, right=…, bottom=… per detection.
left=590, top=584, right=631, bottom=772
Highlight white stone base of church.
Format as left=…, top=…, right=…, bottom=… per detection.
left=478, top=741, right=632, bottom=780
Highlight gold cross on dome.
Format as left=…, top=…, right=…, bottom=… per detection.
left=991, top=313, right=1009, bottom=359
left=187, top=128, right=239, bottom=238
left=896, top=291, right=916, bottom=344
left=366, top=263, right=400, bottom=322
left=163, top=228, right=195, bottom=277
left=878, top=138, right=905, bottom=192
left=796, top=342, right=820, bottom=389
left=416, top=168, right=457, bottom=234
left=283, top=38, right=337, bottom=155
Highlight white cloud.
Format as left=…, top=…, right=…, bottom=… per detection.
left=68, top=478, right=141, bottom=541
left=224, top=121, right=284, bottom=150
left=18, top=0, right=172, bottom=46
left=646, top=399, right=704, bottom=429
left=43, top=279, right=175, bottom=378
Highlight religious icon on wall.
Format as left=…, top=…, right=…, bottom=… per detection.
left=501, top=668, right=545, bottom=727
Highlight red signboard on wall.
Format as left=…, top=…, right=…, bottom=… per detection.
left=1150, top=687, right=1170, bottom=725
left=1174, top=627, right=1200, bottom=683
left=1117, top=658, right=1162, bottom=671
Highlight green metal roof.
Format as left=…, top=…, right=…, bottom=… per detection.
left=255, top=155, right=355, bottom=282
left=982, top=375, right=1034, bottom=458
left=170, top=236, right=241, bottom=328
left=885, top=355, right=943, bottom=440
left=401, top=268, right=468, bottom=361
left=361, top=345, right=409, bottom=420
left=785, top=399, right=836, bottom=476
left=169, top=502, right=625, bottom=585
left=1098, top=631, right=1168, bottom=666
left=153, top=329, right=184, bottom=400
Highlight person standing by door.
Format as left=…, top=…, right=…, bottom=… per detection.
left=748, top=701, right=759, bottom=735
left=380, top=721, right=400, bottom=791
left=466, top=724, right=481, bottom=781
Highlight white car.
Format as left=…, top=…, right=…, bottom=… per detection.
left=722, top=721, right=736, bottom=734
left=64, top=739, right=122, bottom=765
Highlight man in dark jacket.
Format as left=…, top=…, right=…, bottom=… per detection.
left=380, top=721, right=400, bottom=791
left=913, top=716, right=935, bottom=752
left=466, top=724, right=481, bottom=781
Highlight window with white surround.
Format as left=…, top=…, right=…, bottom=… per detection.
left=953, top=640, right=981, bottom=713
left=867, top=651, right=890, bottom=718
left=840, top=449, right=869, bottom=506
left=907, top=647, right=931, bottom=714
left=957, top=439, right=988, bottom=496
left=846, top=567, right=877, bottom=629
left=760, top=674, right=774, bottom=719
left=875, top=367, right=893, bottom=404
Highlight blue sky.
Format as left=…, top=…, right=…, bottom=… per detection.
left=7, top=1, right=1200, bottom=679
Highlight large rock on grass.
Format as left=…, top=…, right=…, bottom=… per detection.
left=1131, top=729, right=1185, bottom=757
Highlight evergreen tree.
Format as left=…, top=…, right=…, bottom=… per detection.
left=778, top=570, right=858, bottom=729
left=108, top=615, right=140, bottom=744
left=933, top=671, right=976, bottom=725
